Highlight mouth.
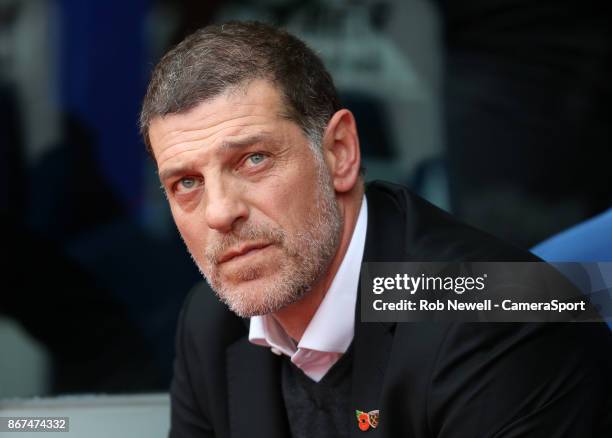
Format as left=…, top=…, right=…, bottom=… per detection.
left=217, top=242, right=272, bottom=264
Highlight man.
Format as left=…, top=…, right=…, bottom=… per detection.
left=140, top=22, right=612, bottom=437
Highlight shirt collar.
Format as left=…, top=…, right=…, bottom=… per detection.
left=248, top=195, right=368, bottom=355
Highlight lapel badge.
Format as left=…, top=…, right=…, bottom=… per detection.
left=356, top=409, right=379, bottom=431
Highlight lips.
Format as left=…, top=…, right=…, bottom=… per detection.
left=217, top=242, right=271, bottom=264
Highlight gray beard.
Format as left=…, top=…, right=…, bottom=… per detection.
left=190, top=156, right=343, bottom=317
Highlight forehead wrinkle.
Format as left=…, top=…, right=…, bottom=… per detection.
left=155, top=118, right=272, bottom=165
left=157, top=126, right=283, bottom=176
left=153, top=81, right=297, bottom=167
left=174, top=90, right=283, bottom=131
left=157, top=144, right=204, bottom=167
left=219, top=131, right=275, bottom=149
left=161, top=112, right=270, bottom=144
left=166, top=110, right=275, bottom=143
left=153, top=82, right=287, bottom=143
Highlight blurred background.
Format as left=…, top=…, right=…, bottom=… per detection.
left=1, top=0, right=611, bottom=398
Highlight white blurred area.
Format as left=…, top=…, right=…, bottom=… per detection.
left=0, top=317, right=50, bottom=398
left=0, top=0, right=61, bottom=163
left=0, top=318, right=169, bottom=437
left=0, top=394, right=169, bottom=438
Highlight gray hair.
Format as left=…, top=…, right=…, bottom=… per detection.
left=139, top=21, right=341, bottom=155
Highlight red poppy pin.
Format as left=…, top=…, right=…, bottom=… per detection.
left=355, top=409, right=379, bottom=431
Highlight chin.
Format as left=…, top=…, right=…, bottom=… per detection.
left=221, top=275, right=307, bottom=318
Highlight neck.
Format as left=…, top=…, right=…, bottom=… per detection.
left=271, top=190, right=363, bottom=342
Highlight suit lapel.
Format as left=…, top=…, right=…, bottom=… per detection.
left=226, top=337, right=289, bottom=438
left=350, top=316, right=395, bottom=437
left=348, top=185, right=409, bottom=437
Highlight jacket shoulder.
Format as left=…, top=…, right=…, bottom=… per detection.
left=365, top=180, right=539, bottom=262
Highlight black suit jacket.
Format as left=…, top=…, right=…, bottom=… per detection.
left=169, top=181, right=612, bottom=437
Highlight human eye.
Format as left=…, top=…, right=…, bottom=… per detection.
left=174, top=176, right=202, bottom=194
left=245, top=152, right=267, bottom=167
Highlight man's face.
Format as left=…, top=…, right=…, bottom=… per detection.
left=149, top=80, right=343, bottom=317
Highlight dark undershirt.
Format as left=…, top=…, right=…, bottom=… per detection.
left=281, top=345, right=354, bottom=438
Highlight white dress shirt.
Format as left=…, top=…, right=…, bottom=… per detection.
left=248, top=196, right=368, bottom=382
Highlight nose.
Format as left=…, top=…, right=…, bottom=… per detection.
left=203, top=179, right=248, bottom=233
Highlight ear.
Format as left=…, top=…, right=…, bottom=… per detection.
left=322, top=109, right=361, bottom=193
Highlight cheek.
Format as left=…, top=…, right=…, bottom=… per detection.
left=172, top=210, right=208, bottom=254
left=265, top=161, right=321, bottom=222
left=285, top=183, right=322, bottom=227
left=256, top=183, right=309, bottom=232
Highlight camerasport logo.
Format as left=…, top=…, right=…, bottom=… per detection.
left=355, top=410, right=379, bottom=431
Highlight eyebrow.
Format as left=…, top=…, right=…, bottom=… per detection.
left=159, top=166, right=194, bottom=183
left=158, top=133, right=274, bottom=182
left=220, top=133, right=272, bottom=150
